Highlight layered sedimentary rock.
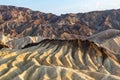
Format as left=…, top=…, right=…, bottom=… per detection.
left=0, top=5, right=120, bottom=38
left=87, top=29, right=120, bottom=55
left=0, top=39, right=120, bottom=80
left=6, top=36, right=44, bottom=49
left=0, top=5, right=120, bottom=80
left=0, top=34, right=44, bottom=49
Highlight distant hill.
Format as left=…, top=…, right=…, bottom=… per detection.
left=0, top=5, right=120, bottom=80
left=0, top=5, right=120, bottom=38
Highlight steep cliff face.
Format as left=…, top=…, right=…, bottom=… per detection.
left=0, top=39, right=120, bottom=80
left=0, top=5, right=120, bottom=38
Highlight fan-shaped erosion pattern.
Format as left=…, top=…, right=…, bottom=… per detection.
left=0, top=39, right=120, bottom=80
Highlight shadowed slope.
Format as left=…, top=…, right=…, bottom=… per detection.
left=87, top=29, right=120, bottom=43
left=87, top=29, right=120, bottom=56
left=0, top=43, right=9, bottom=49
left=0, top=39, right=120, bottom=80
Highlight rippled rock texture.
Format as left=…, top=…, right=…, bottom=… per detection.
left=0, top=39, right=120, bottom=80
left=0, top=5, right=120, bottom=80
left=88, top=29, right=120, bottom=57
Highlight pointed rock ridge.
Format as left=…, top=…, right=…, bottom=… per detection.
left=0, top=39, right=120, bottom=80
left=0, top=34, right=10, bottom=49
left=0, top=34, right=11, bottom=44
left=0, top=43, right=9, bottom=49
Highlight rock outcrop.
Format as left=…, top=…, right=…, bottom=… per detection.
left=0, top=35, right=46, bottom=49
left=0, top=5, right=120, bottom=80
left=0, top=34, right=44, bottom=49
left=0, top=39, right=120, bottom=80
left=6, top=36, right=44, bottom=49
left=87, top=29, right=120, bottom=55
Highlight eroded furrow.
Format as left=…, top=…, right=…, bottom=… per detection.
left=0, top=39, right=120, bottom=80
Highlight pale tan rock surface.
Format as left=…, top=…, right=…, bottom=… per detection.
left=0, top=5, right=120, bottom=80
left=6, top=36, right=44, bottom=49
left=0, top=39, right=120, bottom=80
left=0, top=35, right=44, bottom=49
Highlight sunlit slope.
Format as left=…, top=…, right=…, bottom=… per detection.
left=0, top=39, right=120, bottom=80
